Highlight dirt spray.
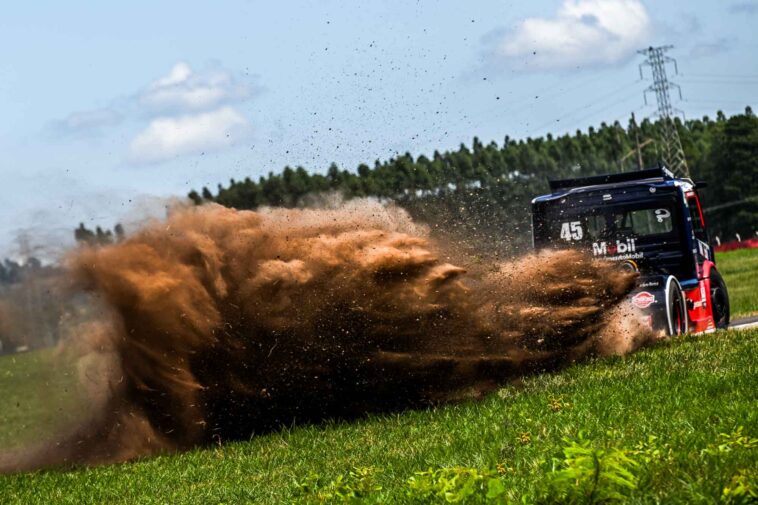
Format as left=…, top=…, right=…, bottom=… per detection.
left=0, top=201, right=648, bottom=472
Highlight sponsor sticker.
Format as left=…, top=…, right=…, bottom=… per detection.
left=655, top=208, right=671, bottom=223
left=592, top=238, right=637, bottom=256
left=592, top=238, right=642, bottom=261
left=632, top=291, right=656, bottom=309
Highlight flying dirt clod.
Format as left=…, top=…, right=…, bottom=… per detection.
left=0, top=201, right=646, bottom=473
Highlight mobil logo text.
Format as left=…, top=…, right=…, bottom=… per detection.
left=592, top=238, right=637, bottom=256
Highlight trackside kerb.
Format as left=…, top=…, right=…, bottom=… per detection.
left=531, top=167, right=730, bottom=336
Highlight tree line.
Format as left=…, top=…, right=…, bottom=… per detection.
left=67, top=109, right=752, bottom=256
left=0, top=257, right=66, bottom=354
left=74, top=222, right=125, bottom=246
left=0, top=257, right=54, bottom=287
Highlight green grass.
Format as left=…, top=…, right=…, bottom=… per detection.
left=0, top=329, right=756, bottom=504
left=0, top=349, right=83, bottom=449
left=717, top=247, right=758, bottom=318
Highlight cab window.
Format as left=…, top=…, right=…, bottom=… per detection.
left=614, top=207, right=673, bottom=236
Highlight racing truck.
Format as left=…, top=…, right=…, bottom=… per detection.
left=531, top=167, right=730, bottom=336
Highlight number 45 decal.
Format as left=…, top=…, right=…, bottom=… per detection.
left=560, top=221, right=583, bottom=241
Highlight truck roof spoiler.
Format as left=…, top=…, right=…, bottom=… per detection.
left=548, top=167, right=675, bottom=192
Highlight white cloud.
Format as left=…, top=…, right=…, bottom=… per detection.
left=128, top=106, right=250, bottom=164
left=493, top=0, right=651, bottom=70
left=139, top=62, right=256, bottom=114
left=152, top=61, right=192, bottom=88
left=51, top=61, right=259, bottom=162
left=51, top=107, right=122, bottom=135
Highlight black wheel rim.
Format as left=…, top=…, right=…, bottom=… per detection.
left=668, top=288, right=684, bottom=336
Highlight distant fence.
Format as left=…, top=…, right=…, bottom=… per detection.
left=715, top=238, right=758, bottom=252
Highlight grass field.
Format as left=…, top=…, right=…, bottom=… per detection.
left=0, top=348, right=83, bottom=450
left=717, top=247, right=758, bottom=318
left=0, top=329, right=756, bottom=504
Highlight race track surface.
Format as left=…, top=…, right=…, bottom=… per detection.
left=731, top=315, right=758, bottom=330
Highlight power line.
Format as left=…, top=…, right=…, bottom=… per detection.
left=475, top=73, right=604, bottom=129
left=684, top=99, right=754, bottom=106
left=560, top=92, right=643, bottom=133
left=679, top=78, right=758, bottom=85
left=638, top=45, right=690, bottom=177
left=703, top=195, right=758, bottom=213
left=526, top=81, right=642, bottom=136
left=680, top=72, right=758, bottom=80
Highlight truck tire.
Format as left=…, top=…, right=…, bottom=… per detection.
left=665, top=276, right=688, bottom=336
left=709, top=269, right=730, bottom=329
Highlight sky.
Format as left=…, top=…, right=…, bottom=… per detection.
left=1, top=0, right=756, bottom=259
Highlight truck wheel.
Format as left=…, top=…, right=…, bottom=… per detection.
left=710, top=269, right=730, bottom=329
left=665, top=277, right=688, bottom=336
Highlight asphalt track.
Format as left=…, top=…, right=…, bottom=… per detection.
left=730, top=315, right=758, bottom=330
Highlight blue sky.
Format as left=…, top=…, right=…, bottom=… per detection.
left=1, top=0, right=756, bottom=258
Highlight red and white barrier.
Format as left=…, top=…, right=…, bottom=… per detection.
left=715, top=238, right=758, bottom=252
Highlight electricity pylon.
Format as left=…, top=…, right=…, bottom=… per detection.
left=638, top=45, right=690, bottom=178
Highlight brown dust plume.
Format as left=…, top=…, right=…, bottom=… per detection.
left=0, top=201, right=646, bottom=472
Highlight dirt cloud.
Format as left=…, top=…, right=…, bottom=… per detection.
left=0, top=201, right=645, bottom=472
